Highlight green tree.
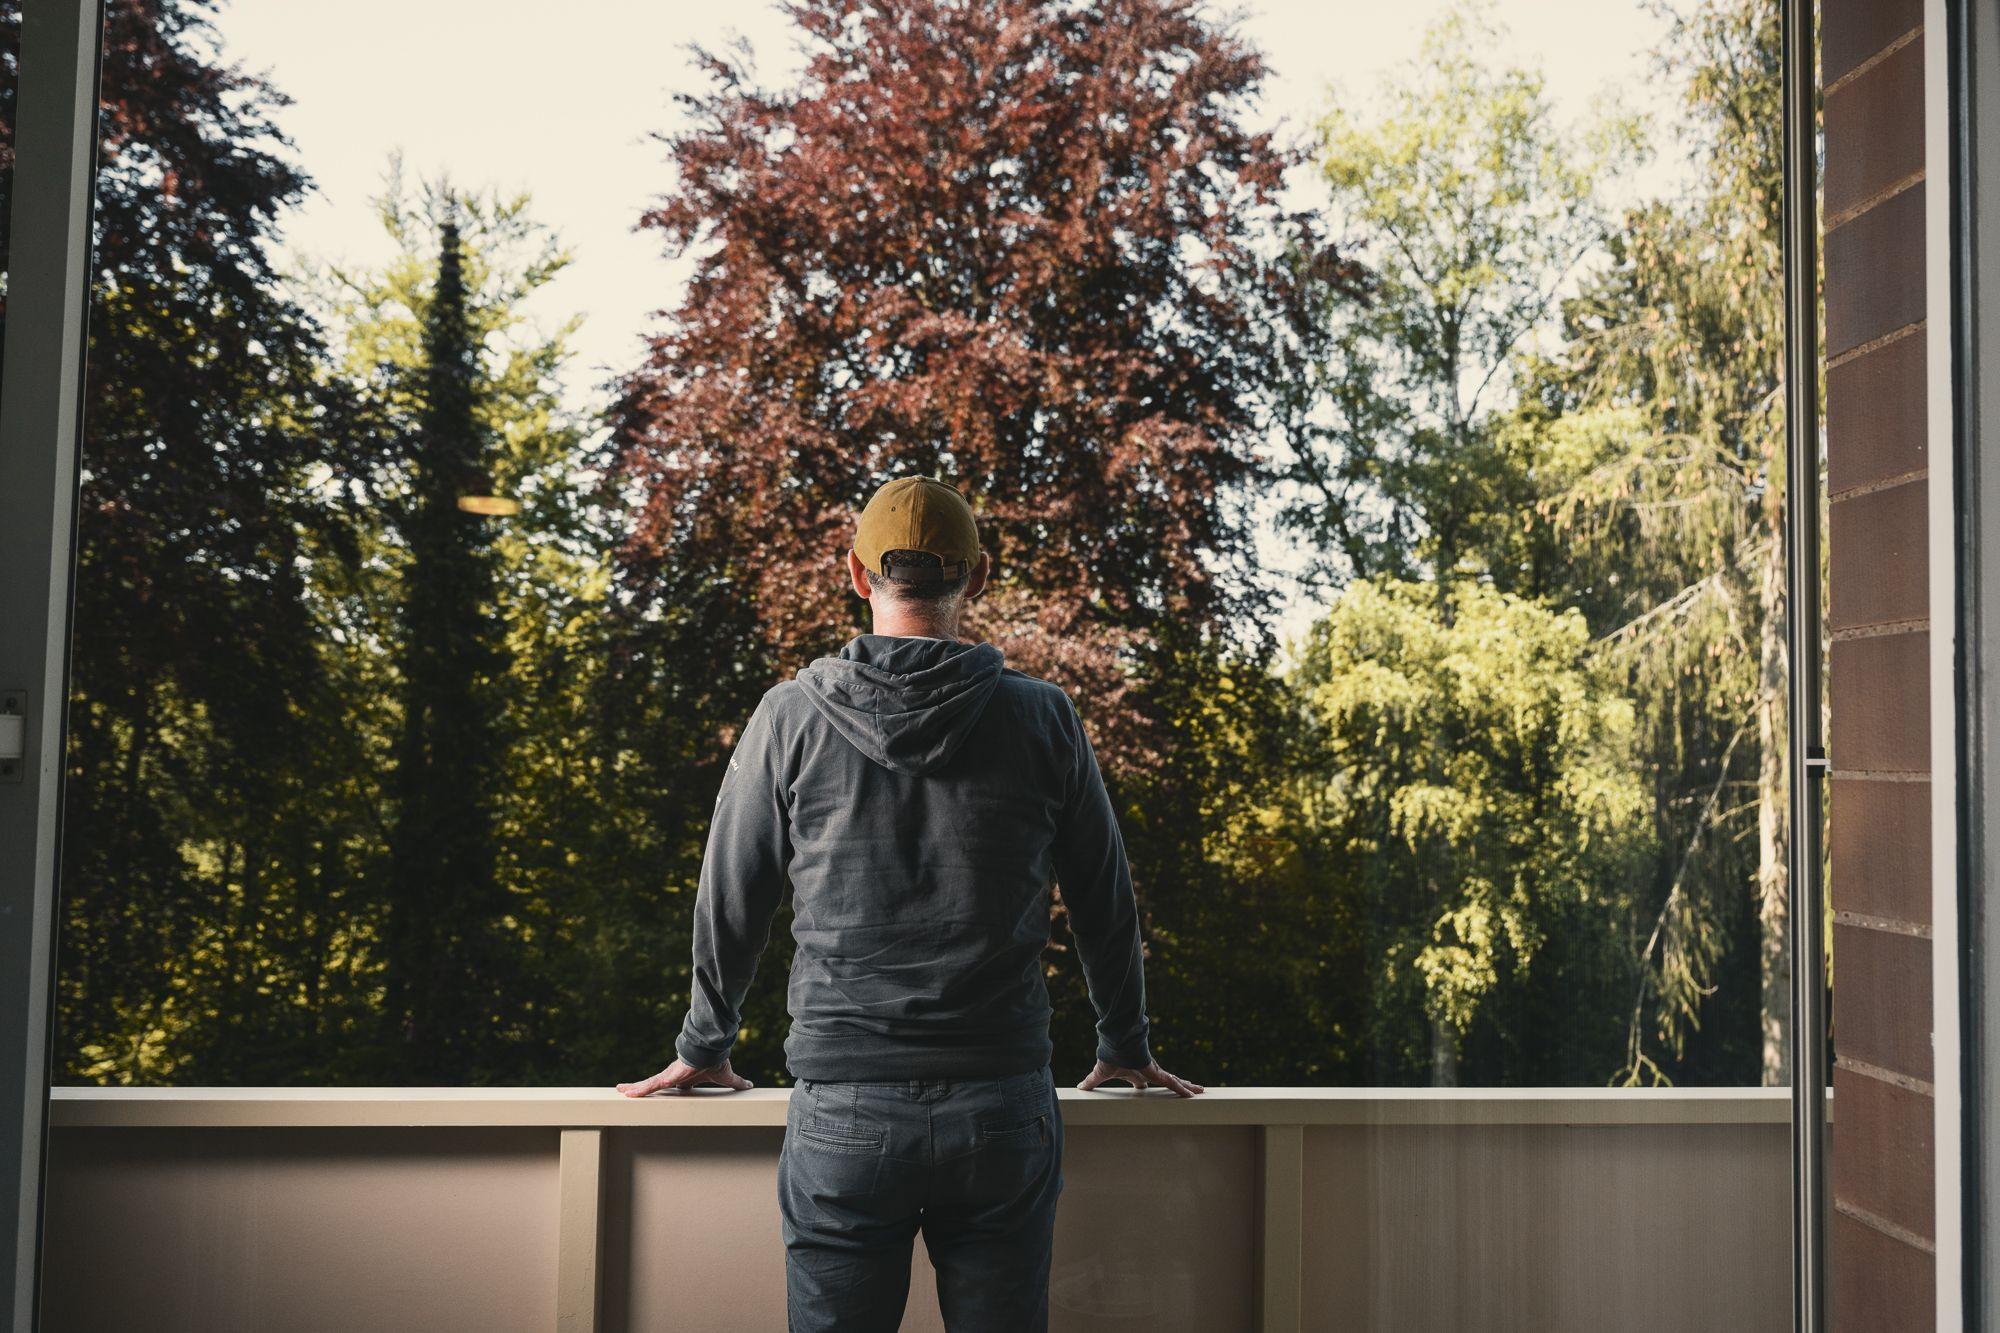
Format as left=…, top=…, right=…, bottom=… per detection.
left=1105, top=619, right=1340, bottom=1085
left=302, top=166, right=725, bottom=1085
left=1267, top=2, right=1654, bottom=1087
left=1286, top=579, right=1651, bottom=1084
left=302, top=168, right=681, bottom=1084
left=25, top=0, right=376, bottom=1083
left=1282, top=1, right=1634, bottom=598
left=375, top=207, right=522, bottom=1079
left=1527, top=0, right=1789, bottom=1085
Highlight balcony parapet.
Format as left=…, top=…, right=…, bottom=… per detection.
left=40, top=1085, right=1803, bottom=1333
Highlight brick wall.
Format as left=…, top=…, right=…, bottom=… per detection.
left=1821, top=0, right=1937, bottom=1327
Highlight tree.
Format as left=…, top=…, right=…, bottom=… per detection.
left=5, top=0, right=374, bottom=1082
left=1286, top=579, right=1650, bottom=1084
left=607, top=0, right=1319, bottom=776
left=604, top=0, right=1349, bottom=1082
left=1281, top=1, right=1634, bottom=599
left=1267, top=2, right=1652, bottom=1085
left=304, top=167, right=699, bottom=1085
left=1528, top=0, right=1790, bottom=1084
left=369, top=207, right=522, bottom=1078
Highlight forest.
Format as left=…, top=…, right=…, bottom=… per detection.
left=1, top=0, right=1800, bottom=1089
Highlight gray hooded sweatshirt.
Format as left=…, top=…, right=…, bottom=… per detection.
left=673, top=632, right=1153, bottom=1081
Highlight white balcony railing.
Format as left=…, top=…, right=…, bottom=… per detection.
left=41, top=1085, right=1796, bottom=1333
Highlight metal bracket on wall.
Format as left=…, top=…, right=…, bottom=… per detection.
left=0, top=692, right=24, bottom=784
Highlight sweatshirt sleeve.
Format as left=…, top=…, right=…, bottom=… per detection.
left=674, top=691, right=792, bottom=1070
left=1050, top=694, right=1154, bottom=1069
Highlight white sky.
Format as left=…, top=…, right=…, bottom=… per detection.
left=214, top=0, right=1685, bottom=649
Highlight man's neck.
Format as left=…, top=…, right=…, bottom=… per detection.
left=868, top=613, right=961, bottom=641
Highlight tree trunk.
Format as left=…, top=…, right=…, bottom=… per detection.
left=1758, top=529, right=1792, bottom=1087
left=1430, top=1009, right=1460, bottom=1087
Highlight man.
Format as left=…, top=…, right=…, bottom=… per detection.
left=616, top=474, right=1202, bottom=1331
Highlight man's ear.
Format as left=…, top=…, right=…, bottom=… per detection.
left=965, top=550, right=991, bottom=601
left=846, top=548, right=873, bottom=600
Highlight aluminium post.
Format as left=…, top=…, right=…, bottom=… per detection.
left=0, top=0, right=102, bottom=1329
left=1781, top=0, right=1828, bottom=1328
left=1949, top=0, right=2000, bottom=1320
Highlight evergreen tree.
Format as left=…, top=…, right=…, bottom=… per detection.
left=375, top=207, right=522, bottom=1080
left=304, top=168, right=700, bottom=1086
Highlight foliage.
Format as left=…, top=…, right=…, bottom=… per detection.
left=299, top=171, right=724, bottom=1084
left=606, top=0, right=1330, bottom=776
left=17, top=0, right=369, bottom=1082
left=1521, top=0, right=1789, bottom=1084
left=25, top=0, right=1788, bottom=1093
left=1281, top=0, right=1638, bottom=593
left=1284, top=579, right=1651, bottom=1083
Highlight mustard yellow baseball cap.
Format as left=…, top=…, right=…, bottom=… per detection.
left=853, top=476, right=980, bottom=582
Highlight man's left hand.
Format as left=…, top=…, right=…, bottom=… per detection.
left=616, top=1056, right=754, bottom=1096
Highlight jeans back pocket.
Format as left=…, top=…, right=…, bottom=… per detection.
left=974, top=1110, right=1049, bottom=1147
left=782, top=1081, right=887, bottom=1202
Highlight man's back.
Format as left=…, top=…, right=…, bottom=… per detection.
left=677, top=632, right=1153, bottom=1082
left=616, top=474, right=1199, bottom=1331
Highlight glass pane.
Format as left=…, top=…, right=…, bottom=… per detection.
left=41, top=0, right=1803, bottom=1328
left=48, top=0, right=1798, bottom=1096
left=1254, top=0, right=1795, bottom=1093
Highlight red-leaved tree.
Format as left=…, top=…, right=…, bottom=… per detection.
left=609, top=0, right=1313, bottom=774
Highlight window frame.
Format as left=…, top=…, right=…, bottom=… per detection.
left=0, top=0, right=104, bottom=1327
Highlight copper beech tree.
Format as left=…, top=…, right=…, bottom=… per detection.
left=608, top=0, right=1333, bottom=776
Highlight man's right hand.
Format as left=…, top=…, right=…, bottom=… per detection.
left=1076, top=1058, right=1205, bottom=1098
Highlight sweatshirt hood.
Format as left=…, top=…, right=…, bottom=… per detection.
left=796, top=633, right=1006, bottom=776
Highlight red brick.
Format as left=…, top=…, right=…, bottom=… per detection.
left=1832, top=1065, right=1935, bottom=1242
left=1825, top=36, right=1925, bottom=221
left=1830, top=481, right=1928, bottom=631
left=1827, top=330, right=1926, bottom=496
left=1830, top=777, right=1932, bottom=928
left=1823, top=0, right=1922, bottom=86
left=1830, top=631, right=1931, bottom=774
left=1832, top=922, right=1933, bottom=1083
left=1826, top=184, right=1927, bottom=359
left=1831, top=1208, right=1935, bottom=1333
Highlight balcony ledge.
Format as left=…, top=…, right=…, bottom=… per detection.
left=48, top=1082, right=1798, bottom=1129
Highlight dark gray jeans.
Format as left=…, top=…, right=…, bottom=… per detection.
left=778, top=1063, right=1064, bottom=1331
